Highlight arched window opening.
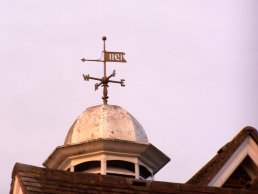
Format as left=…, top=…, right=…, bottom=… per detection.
left=107, top=160, right=135, bottom=173
left=74, top=161, right=101, bottom=173
left=140, top=165, right=151, bottom=179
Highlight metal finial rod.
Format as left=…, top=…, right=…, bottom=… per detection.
left=102, top=84, right=108, bottom=105
left=81, top=36, right=126, bottom=104
left=102, top=36, right=106, bottom=51
left=103, top=36, right=107, bottom=78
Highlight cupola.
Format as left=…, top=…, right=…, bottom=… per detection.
left=44, top=104, right=170, bottom=179
left=43, top=37, right=170, bottom=180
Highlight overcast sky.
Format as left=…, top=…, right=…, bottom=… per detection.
left=1, top=0, right=258, bottom=193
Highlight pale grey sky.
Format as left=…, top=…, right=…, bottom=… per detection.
left=1, top=0, right=258, bottom=193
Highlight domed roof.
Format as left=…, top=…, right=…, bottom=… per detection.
left=64, top=105, right=148, bottom=145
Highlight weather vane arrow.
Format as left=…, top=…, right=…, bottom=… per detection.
left=81, top=36, right=126, bottom=105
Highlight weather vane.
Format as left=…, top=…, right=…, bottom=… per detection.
left=81, top=36, right=126, bottom=105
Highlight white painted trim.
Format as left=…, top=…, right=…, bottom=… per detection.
left=247, top=138, right=258, bottom=165
left=58, top=151, right=139, bottom=170
left=12, top=176, right=24, bottom=194
left=208, top=137, right=258, bottom=187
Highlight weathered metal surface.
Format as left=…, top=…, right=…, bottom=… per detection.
left=81, top=36, right=126, bottom=105
left=64, top=105, right=148, bottom=145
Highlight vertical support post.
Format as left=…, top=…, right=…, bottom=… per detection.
left=135, top=159, right=140, bottom=179
left=70, top=161, right=75, bottom=172
left=151, top=171, right=154, bottom=181
left=101, top=154, right=107, bottom=175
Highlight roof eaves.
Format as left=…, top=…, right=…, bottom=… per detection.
left=10, top=163, right=258, bottom=194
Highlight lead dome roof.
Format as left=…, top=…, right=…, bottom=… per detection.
left=64, top=105, right=148, bottom=145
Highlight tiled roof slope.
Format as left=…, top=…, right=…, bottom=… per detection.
left=187, top=126, right=258, bottom=187
left=10, top=163, right=258, bottom=194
